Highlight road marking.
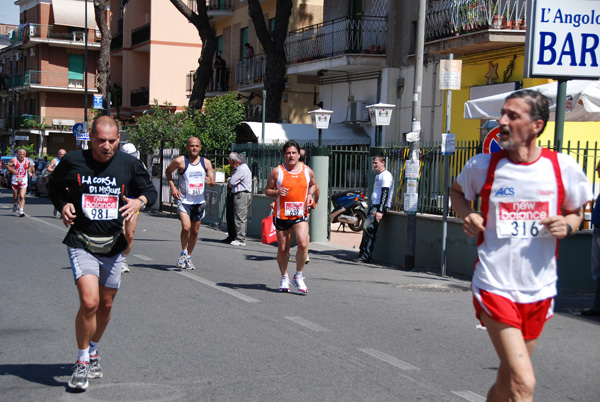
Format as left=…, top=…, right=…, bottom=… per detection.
left=359, top=348, right=420, bottom=371
left=452, top=390, right=486, bottom=402
left=285, top=316, right=330, bottom=332
left=26, top=215, right=68, bottom=232
left=178, top=271, right=259, bottom=303
left=131, top=253, right=153, bottom=261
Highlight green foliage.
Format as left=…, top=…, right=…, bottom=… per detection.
left=128, top=93, right=244, bottom=158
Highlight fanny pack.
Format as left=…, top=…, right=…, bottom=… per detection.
left=75, top=229, right=121, bottom=254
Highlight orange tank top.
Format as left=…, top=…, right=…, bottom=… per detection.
left=275, top=163, right=310, bottom=220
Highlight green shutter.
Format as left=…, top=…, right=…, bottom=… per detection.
left=68, top=54, right=84, bottom=80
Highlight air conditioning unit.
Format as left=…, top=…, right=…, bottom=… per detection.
left=8, top=30, right=14, bottom=39
left=350, top=100, right=368, bottom=122
left=95, top=29, right=101, bottom=38
left=29, top=25, right=36, bottom=37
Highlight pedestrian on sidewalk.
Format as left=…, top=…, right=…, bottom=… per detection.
left=228, top=152, right=252, bottom=246
left=48, top=116, right=157, bottom=391
left=354, top=155, right=394, bottom=263
left=265, top=140, right=318, bottom=294
left=450, top=90, right=592, bottom=401
left=165, top=136, right=215, bottom=270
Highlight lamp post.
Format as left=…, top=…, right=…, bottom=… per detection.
left=83, top=0, right=89, bottom=148
left=307, top=108, right=333, bottom=242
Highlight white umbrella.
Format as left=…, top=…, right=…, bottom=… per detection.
left=464, top=80, right=600, bottom=122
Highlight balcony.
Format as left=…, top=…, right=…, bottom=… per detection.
left=111, top=31, right=123, bottom=53
left=186, top=68, right=230, bottom=95
left=4, top=114, right=84, bottom=132
left=235, top=54, right=266, bottom=90
left=131, top=24, right=150, bottom=49
left=425, top=0, right=527, bottom=55
left=187, top=0, right=233, bottom=21
left=285, top=16, right=387, bottom=75
left=130, top=87, right=149, bottom=107
left=3, top=70, right=98, bottom=93
left=21, top=23, right=101, bottom=49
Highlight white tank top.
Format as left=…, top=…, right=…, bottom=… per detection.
left=178, top=156, right=207, bottom=205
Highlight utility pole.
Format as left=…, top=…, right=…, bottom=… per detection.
left=10, top=33, right=16, bottom=155
left=405, top=0, right=426, bottom=269
left=83, top=0, right=89, bottom=147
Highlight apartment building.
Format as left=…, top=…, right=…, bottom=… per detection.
left=204, top=0, right=324, bottom=124
left=0, top=0, right=101, bottom=155
left=108, top=0, right=204, bottom=122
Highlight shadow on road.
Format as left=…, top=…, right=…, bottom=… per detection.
left=216, top=282, right=276, bottom=293
left=0, top=363, right=71, bottom=387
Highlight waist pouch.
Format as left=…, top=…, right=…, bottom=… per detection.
left=75, top=229, right=121, bottom=254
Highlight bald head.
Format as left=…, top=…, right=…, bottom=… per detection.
left=91, top=116, right=118, bottom=136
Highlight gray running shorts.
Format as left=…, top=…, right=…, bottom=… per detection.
left=178, top=202, right=206, bottom=222
left=67, top=247, right=124, bottom=289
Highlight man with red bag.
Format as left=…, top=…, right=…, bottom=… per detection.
left=265, top=140, right=318, bottom=294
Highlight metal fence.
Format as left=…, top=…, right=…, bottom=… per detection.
left=232, top=140, right=600, bottom=221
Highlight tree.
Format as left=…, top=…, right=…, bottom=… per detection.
left=169, top=0, right=217, bottom=111
left=128, top=101, right=181, bottom=155
left=195, top=92, right=245, bottom=156
left=94, top=0, right=111, bottom=113
left=247, top=0, right=292, bottom=122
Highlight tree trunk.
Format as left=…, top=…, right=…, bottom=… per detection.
left=247, top=0, right=292, bottom=122
left=94, top=1, right=111, bottom=114
left=170, top=0, right=217, bottom=111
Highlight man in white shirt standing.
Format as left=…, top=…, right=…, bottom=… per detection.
left=228, top=153, right=252, bottom=246
left=354, top=155, right=394, bottom=263
left=451, top=90, right=592, bottom=401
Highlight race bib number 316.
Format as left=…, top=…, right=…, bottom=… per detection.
left=496, top=201, right=551, bottom=238
left=82, top=194, right=119, bottom=220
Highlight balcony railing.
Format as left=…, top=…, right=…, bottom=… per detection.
left=187, top=0, right=233, bottom=12
left=131, top=87, right=149, bottom=107
left=235, top=54, right=266, bottom=87
left=285, top=16, right=387, bottom=64
left=111, top=31, right=123, bottom=51
left=3, top=71, right=98, bottom=90
left=23, top=23, right=100, bottom=43
left=131, top=23, right=150, bottom=47
left=426, top=0, right=527, bottom=42
left=186, top=68, right=230, bottom=93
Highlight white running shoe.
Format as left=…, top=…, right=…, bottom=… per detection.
left=185, top=256, right=195, bottom=270
left=18, top=209, right=25, bottom=217
left=230, top=240, right=246, bottom=246
left=88, top=354, right=103, bottom=379
left=67, top=361, right=89, bottom=390
left=121, top=261, right=130, bottom=273
left=292, top=273, right=308, bottom=294
left=279, top=275, right=290, bottom=292
left=177, top=252, right=187, bottom=268
left=305, top=254, right=310, bottom=264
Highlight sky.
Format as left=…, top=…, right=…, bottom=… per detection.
left=0, top=0, right=20, bottom=25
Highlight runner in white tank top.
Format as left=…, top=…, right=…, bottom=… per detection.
left=8, top=148, right=34, bottom=217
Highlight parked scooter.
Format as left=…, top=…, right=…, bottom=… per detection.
left=330, top=190, right=368, bottom=232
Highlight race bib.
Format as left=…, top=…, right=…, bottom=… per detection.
left=496, top=201, right=551, bottom=238
left=82, top=194, right=119, bottom=221
left=284, top=202, right=304, bottom=217
left=189, top=181, right=204, bottom=195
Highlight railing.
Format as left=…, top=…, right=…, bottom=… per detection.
left=231, top=139, right=600, bottom=221
left=3, top=70, right=98, bottom=90
left=426, top=0, right=527, bottom=41
left=131, top=23, right=150, bottom=47
left=111, top=31, right=123, bottom=51
left=131, top=87, right=149, bottom=107
left=23, top=23, right=99, bottom=43
left=235, top=54, right=266, bottom=87
left=187, top=68, right=230, bottom=93
left=207, top=0, right=232, bottom=11
left=285, top=15, right=388, bottom=64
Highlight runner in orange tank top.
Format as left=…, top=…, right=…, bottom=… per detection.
left=265, top=140, right=318, bottom=294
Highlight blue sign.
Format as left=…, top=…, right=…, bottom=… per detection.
left=73, top=122, right=89, bottom=141
left=93, top=94, right=103, bottom=109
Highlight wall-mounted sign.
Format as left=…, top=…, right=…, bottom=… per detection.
left=439, top=59, right=462, bottom=90
left=525, top=0, right=600, bottom=79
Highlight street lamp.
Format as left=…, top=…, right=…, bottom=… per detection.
left=307, top=108, right=333, bottom=146
left=366, top=103, right=395, bottom=146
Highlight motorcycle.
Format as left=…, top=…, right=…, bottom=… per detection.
left=330, top=190, right=368, bottom=232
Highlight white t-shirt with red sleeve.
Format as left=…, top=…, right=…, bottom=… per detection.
left=456, top=149, right=592, bottom=303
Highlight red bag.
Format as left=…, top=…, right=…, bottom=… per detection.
left=261, top=215, right=277, bottom=244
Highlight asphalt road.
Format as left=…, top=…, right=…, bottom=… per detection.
left=1, top=188, right=599, bottom=401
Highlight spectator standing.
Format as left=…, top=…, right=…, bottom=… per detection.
left=222, top=153, right=237, bottom=243
left=228, top=153, right=252, bottom=246
left=582, top=159, right=600, bottom=316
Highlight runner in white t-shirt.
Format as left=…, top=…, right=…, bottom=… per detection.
left=451, top=90, right=592, bottom=402
left=8, top=148, right=34, bottom=217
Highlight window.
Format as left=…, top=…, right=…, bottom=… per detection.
left=68, top=54, right=84, bottom=87
left=217, top=35, right=223, bottom=55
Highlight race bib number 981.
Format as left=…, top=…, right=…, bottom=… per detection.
left=496, top=201, right=551, bottom=238
left=82, top=194, right=119, bottom=220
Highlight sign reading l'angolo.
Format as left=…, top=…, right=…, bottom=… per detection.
left=524, top=0, right=600, bottom=79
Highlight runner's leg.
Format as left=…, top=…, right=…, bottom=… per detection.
left=91, top=285, right=118, bottom=343
left=292, top=221, right=309, bottom=273
left=75, top=275, right=101, bottom=350
left=179, top=210, right=192, bottom=251
left=187, top=220, right=201, bottom=255
left=480, top=313, right=537, bottom=402
left=276, top=228, right=292, bottom=276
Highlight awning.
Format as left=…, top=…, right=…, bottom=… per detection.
left=237, top=122, right=371, bottom=146
left=52, top=0, right=97, bottom=29
left=464, top=80, right=600, bottom=122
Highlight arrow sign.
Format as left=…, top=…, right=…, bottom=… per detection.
left=73, top=122, right=89, bottom=141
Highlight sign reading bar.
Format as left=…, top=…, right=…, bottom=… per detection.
left=439, top=59, right=462, bottom=90
left=525, top=0, right=600, bottom=79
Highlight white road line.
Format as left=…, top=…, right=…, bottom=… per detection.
left=285, top=316, right=330, bottom=332
left=178, top=271, right=260, bottom=303
left=131, top=253, right=153, bottom=261
left=451, top=390, right=486, bottom=402
left=359, top=348, right=420, bottom=371
left=26, top=215, right=68, bottom=232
